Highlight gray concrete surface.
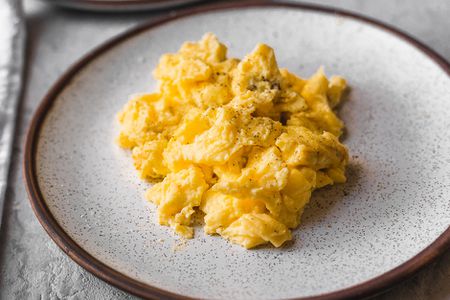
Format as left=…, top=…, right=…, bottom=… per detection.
left=0, top=0, right=449, bottom=299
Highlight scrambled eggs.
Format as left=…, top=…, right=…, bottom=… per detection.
left=117, top=34, right=348, bottom=249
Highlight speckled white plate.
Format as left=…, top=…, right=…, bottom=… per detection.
left=24, top=2, right=450, bottom=300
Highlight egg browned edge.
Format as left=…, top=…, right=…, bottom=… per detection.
left=23, top=1, right=450, bottom=300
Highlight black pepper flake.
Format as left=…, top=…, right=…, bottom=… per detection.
left=280, top=112, right=289, bottom=126
left=270, top=82, right=281, bottom=90
left=247, top=84, right=257, bottom=91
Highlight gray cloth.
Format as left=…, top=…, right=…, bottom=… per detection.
left=0, top=0, right=25, bottom=228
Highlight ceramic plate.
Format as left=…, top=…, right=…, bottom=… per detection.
left=44, top=0, right=207, bottom=12
left=24, top=2, right=450, bottom=300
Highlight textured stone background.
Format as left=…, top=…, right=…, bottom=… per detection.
left=0, top=0, right=449, bottom=299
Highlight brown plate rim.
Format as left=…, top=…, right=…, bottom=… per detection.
left=23, top=1, right=450, bottom=300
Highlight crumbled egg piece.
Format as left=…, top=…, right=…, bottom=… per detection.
left=117, top=33, right=348, bottom=249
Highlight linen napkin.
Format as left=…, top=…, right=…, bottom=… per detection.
left=0, top=0, right=25, bottom=227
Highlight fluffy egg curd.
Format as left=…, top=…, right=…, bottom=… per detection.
left=116, top=34, right=349, bottom=249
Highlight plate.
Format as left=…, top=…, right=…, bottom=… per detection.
left=44, top=0, right=207, bottom=12
left=24, top=2, right=450, bottom=299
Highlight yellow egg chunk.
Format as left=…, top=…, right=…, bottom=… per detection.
left=132, top=139, right=169, bottom=179
left=145, top=166, right=208, bottom=238
left=116, top=33, right=349, bottom=249
left=221, top=213, right=292, bottom=249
